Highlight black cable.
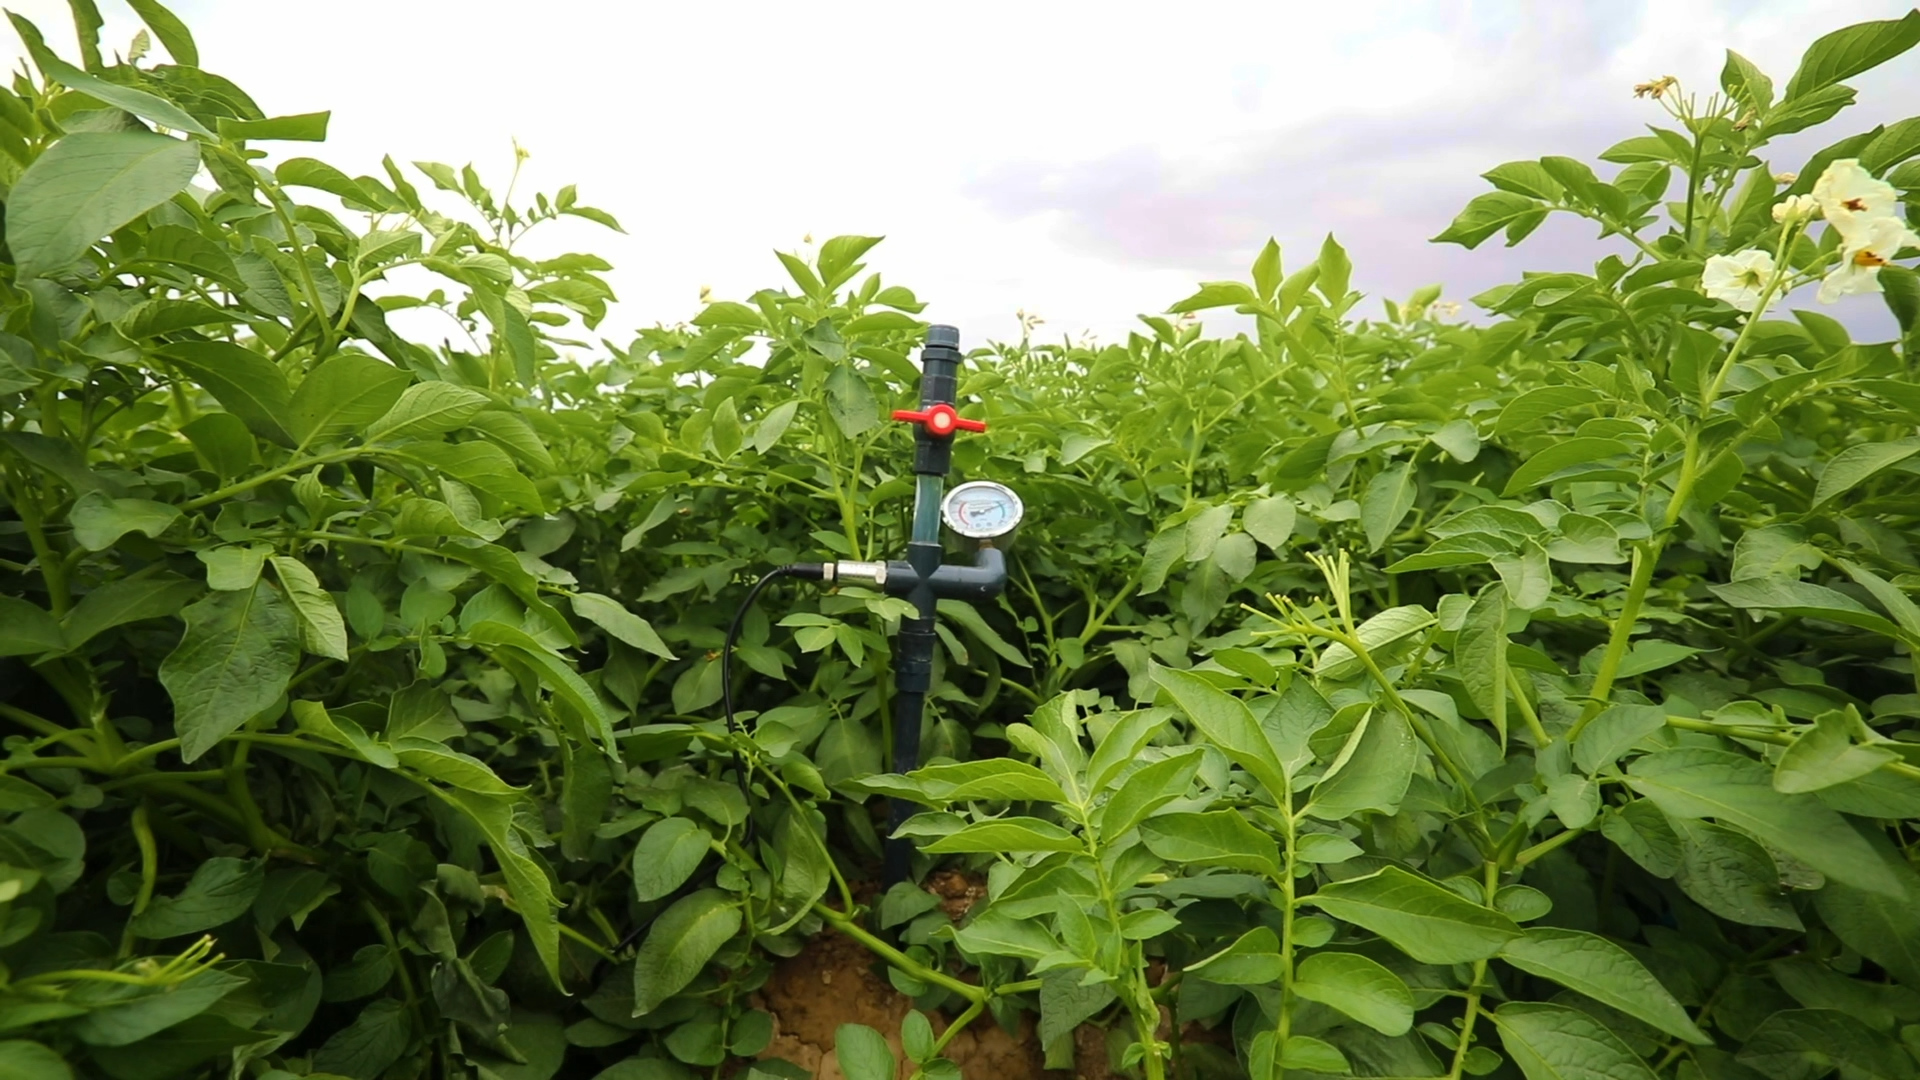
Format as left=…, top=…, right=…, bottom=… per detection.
left=612, top=562, right=824, bottom=958
left=721, top=564, right=825, bottom=847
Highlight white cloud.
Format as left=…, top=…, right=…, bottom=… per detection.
left=4, top=0, right=1917, bottom=347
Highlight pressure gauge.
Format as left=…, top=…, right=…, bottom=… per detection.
left=941, top=481, right=1024, bottom=540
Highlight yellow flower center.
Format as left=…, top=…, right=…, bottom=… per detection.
left=1853, top=248, right=1888, bottom=267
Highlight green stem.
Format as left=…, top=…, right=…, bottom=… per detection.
left=1569, top=539, right=1662, bottom=739
left=811, top=901, right=985, bottom=1004
left=0, top=703, right=71, bottom=739
left=1505, top=668, right=1552, bottom=748
left=1664, top=715, right=1920, bottom=782
left=907, top=998, right=986, bottom=1080
left=8, top=474, right=71, bottom=616
left=183, top=447, right=363, bottom=510
left=259, top=179, right=336, bottom=357
left=1275, top=796, right=1299, bottom=1080
left=118, top=802, right=159, bottom=959
left=1446, top=861, right=1502, bottom=1080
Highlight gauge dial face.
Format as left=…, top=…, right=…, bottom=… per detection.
left=942, top=481, right=1024, bottom=539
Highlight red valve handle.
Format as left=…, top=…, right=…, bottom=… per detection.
left=890, top=403, right=987, bottom=437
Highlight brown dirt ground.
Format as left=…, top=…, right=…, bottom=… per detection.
left=751, top=873, right=1224, bottom=1078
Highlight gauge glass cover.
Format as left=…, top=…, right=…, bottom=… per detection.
left=941, top=481, right=1023, bottom=539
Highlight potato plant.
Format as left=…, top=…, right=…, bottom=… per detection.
left=4, top=4, right=1920, bottom=1080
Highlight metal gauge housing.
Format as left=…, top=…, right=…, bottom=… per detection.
left=941, top=481, right=1024, bottom=540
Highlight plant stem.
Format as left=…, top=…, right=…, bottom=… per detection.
left=908, top=998, right=986, bottom=1080
left=1505, top=668, right=1552, bottom=748
left=1446, top=860, right=1503, bottom=1080
left=812, top=901, right=985, bottom=1004
left=182, top=447, right=363, bottom=510
left=1275, top=794, right=1299, bottom=1080
left=118, top=801, right=159, bottom=959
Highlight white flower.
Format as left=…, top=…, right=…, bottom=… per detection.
left=1812, top=159, right=1899, bottom=241
left=1818, top=214, right=1920, bottom=303
left=1772, top=194, right=1819, bottom=224
left=1701, top=249, right=1777, bottom=313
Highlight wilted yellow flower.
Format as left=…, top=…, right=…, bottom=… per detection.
left=1773, top=172, right=1798, bottom=185
left=698, top=285, right=713, bottom=304
left=1633, top=76, right=1677, bottom=99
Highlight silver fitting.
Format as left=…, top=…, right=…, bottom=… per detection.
left=828, top=561, right=889, bottom=588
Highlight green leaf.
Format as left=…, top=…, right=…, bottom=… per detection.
left=159, top=341, right=296, bottom=447
left=436, top=787, right=562, bottom=986
left=0, top=1040, right=71, bottom=1080
left=823, top=366, right=878, bottom=437
left=1738, top=1008, right=1915, bottom=1080
left=751, top=400, right=799, bottom=454
left=1573, top=705, right=1667, bottom=775
left=1185, top=502, right=1234, bottom=563
left=28, top=42, right=211, bottom=137
left=1775, top=709, right=1899, bottom=793
left=935, top=599, right=1028, bottom=667
left=1813, top=858, right=1920, bottom=987
left=1497, top=928, right=1708, bottom=1043
left=1097, top=748, right=1202, bottom=838
left=834, top=1023, right=896, bottom=1080
left=131, top=856, right=263, bottom=938
left=1430, top=419, right=1482, bottom=462
left=217, top=111, right=329, bottom=142
left=72, top=969, right=246, bottom=1047
left=62, top=572, right=201, bottom=650
left=1139, top=811, right=1284, bottom=878
left=6, top=130, right=201, bottom=278
left=160, top=581, right=300, bottom=762
left=1168, top=281, right=1257, bottom=314
left=1317, top=233, right=1353, bottom=301
left=1308, top=706, right=1417, bottom=820
left=1721, top=49, right=1774, bottom=111
left=573, top=592, right=675, bottom=660
left=313, top=998, right=411, bottom=1080
left=1251, top=238, right=1283, bottom=301
left=392, top=738, right=519, bottom=794
left=1186, top=926, right=1286, bottom=985
left=392, top=441, right=544, bottom=514
left=0, top=596, right=66, bottom=657
left=1361, top=461, right=1417, bottom=552
left=1672, top=819, right=1802, bottom=929
left=1316, top=605, right=1435, bottom=681
left=949, top=907, right=1059, bottom=959
left=632, top=890, right=742, bottom=1015
left=270, top=556, right=348, bottom=660
left=1628, top=748, right=1898, bottom=895
left=1243, top=495, right=1297, bottom=550
left=1040, top=969, right=1117, bottom=1046
left=817, top=235, right=883, bottom=289
left=1708, top=578, right=1904, bottom=638
left=1493, top=1002, right=1657, bottom=1080
left=925, top=817, right=1081, bottom=854
left=1456, top=584, right=1510, bottom=747
left=1280, top=1035, right=1351, bottom=1073
left=288, top=354, right=411, bottom=448
left=198, top=544, right=265, bottom=591
left=1783, top=11, right=1920, bottom=101
left=368, top=382, right=493, bottom=442
left=1434, top=191, right=1548, bottom=249
left=1813, top=438, right=1920, bottom=507
left=1151, top=665, right=1290, bottom=800
left=631, top=817, right=709, bottom=902
left=67, top=491, right=178, bottom=551
left=907, top=758, right=1070, bottom=803
left=465, top=620, right=618, bottom=754
left=690, top=301, right=763, bottom=330
left=275, top=157, right=373, bottom=204
left=1502, top=438, right=1631, bottom=496
left=1291, top=951, right=1415, bottom=1036
left=1304, top=866, right=1523, bottom=964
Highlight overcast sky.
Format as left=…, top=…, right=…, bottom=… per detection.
left=5, top=0, right=1918, bottom=348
